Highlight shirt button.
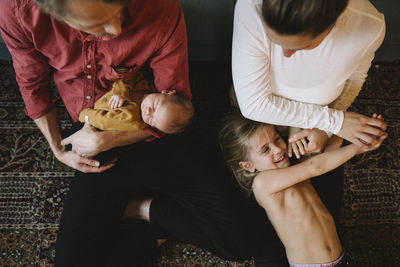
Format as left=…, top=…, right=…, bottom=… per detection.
left=86, top=96, right=92, bottom=100
left=86, top=64, right=92, bottom=69
left=87, top=75, right=92, bottom=79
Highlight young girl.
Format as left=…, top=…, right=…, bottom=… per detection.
left=219, top=112, right=385, bottom=267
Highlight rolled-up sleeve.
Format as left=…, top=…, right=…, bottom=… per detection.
left=0, top=0, right=55, bottom=120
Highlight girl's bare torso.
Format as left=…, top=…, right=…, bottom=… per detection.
left=262, top=180, right=342, bottom=264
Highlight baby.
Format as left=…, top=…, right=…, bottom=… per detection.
left=79, top=72, right=194, bottom=134
left=219, top=112, right=385, bottom=266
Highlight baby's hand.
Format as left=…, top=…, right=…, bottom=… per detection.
left=108, top=95, right=126, bottom=109
left=356, top=114, right=387, bottom=153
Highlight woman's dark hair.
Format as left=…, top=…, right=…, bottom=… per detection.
left=35, top=0, right=130, bottom=19
left=262, top=0, right=349, bottom=37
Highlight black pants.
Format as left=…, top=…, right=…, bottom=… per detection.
left=54, top=123, right=287, bottom=266
left=54, top=123, right=343, bottom=267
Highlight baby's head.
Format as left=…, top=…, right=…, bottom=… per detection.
left=219, top=113, right=290, bottom=191
left=141, top=90, right=194, bottom=134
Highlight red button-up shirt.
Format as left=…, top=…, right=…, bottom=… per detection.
left=0, top=0, right=191, bottom=137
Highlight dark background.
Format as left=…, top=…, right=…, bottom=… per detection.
left=1, top=0, right=399, bottom=62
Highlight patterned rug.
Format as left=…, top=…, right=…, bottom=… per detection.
left=0, top=60, right=399, bottom=266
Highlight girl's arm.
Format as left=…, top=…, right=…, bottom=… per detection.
left=253, top=142, right=381, bottom=197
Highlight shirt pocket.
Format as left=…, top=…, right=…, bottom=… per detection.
left=100, top=64, right=138, bottom=90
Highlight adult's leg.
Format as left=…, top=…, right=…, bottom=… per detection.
left=55, top=123, right=158, bottom=266
left=149, top=194, right=288, bottom=265
left=122, top=132, right=287, bottom=263
left=56, top=124, right=287, bottom=265
left=54, top=162, right=159, bottom=267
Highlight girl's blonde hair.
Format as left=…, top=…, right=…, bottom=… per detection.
left=219, top=112, right=265, bottom=192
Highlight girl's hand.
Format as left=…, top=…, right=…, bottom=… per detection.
left=288, top=136, right=308, bottom=159
left=288, top=129, right=329, bottom=158
left=108, top=95, right=126, bottom=109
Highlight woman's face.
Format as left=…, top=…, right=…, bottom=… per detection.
left=240, top=125, right=290, bottom=173
left=266, top=26, right=332, bottom=58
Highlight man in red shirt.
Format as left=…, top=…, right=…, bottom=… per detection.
left=0, top=0, right=191, bottom=170
left=0, top=0, right=287, bottom=266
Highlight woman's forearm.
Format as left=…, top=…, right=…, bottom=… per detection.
left=237, top=93, right=344, bottom=134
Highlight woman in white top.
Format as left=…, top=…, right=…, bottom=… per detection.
left=232, top=0, right=388, bottom=154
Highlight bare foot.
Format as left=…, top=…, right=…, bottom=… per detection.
left=122, top=198, right=152, bottom=222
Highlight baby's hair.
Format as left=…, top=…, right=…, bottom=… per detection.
left=219, top=111, right=265, bottom=192
left=165, top=92, right=195, bottom=134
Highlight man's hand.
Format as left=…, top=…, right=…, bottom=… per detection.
left=109, top=94, right=126, bottom=109
left=61, top=122, right=152, bottom=159
left=61, top=123, right=105, bottom=158
left=337, top=112, right=387, bottom=148
left=54, top=149, right=116, bottom=173
left=288, top=129, right=329, bottom=158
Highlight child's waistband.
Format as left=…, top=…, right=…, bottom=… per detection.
left=289, top=250, right=345, bottom=267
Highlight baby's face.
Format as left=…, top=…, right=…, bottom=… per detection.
left=141, top=93, right=185, bottom=134
left=246, top=125, right=290, bottom=171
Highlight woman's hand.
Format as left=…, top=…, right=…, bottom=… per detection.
left=354, top=114, right=387, bottom=153
left=288, top=129, right=329, bottom=158
left=288, top=136, right=308, bottom=159
left=337, top=112, right=387, bottom=148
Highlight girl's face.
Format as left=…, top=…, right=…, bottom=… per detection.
left=240, top=125, right=290, bottom=173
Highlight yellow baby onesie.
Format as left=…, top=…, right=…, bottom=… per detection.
left=79, top=72, right=154, bottom=131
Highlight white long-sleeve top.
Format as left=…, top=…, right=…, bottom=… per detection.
left=232, top=0, right=385, bottom=134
